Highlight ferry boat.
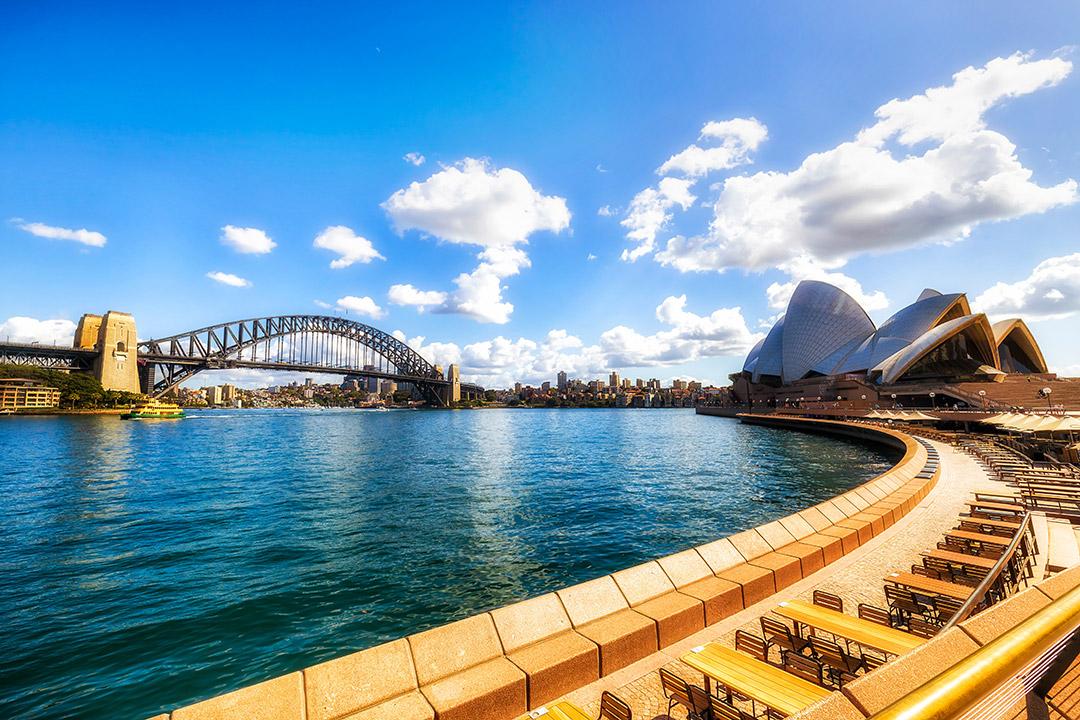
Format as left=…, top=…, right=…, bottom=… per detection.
left=120, top=399, right=185, bottom=420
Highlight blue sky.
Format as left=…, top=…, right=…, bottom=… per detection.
left=2, top=2, right=1079, bottom=388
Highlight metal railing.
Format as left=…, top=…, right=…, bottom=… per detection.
left=943, top=513, right=1033, bottom=628
left=868, top=583, right=1080, bottom=720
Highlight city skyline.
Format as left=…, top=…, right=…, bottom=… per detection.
left=3, top=3, right=1080, bottom=390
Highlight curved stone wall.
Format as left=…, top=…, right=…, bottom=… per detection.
left=147, top=415, right=941, bottom=720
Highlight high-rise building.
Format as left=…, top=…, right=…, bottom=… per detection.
left=672, top=379, right=687, bottom=391
left=541, top=381, right=551, bottom=392
left=636, top=378, right=645, bottom=388
left=514, top=382, right=522, bottom=395
left=305, top=378, right=314, bottom=387
left=557, top=370, right=568, bottom=392
left=206, top=385, right=225, bottom=405
left=221, top=384, right=237, bottom=403
left=609, top=371, right=620, bottom=388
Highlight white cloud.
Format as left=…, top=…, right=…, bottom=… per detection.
left=620, top=177, right=697, bottom=262
left=657, top=117, right=768, bottom=177
left=764, top=256, right=889, bottom=312
left=388, top=284, right=449, bottom=311
left=972, top=252, right=1080, bottom=321
left=313, top=300, right=333, bottom=309
left=651, top=53, right=1076, bottom=274
left=0, top=316, right=76, bottom=345
left=597, top=205, right=616, bottom=217
left=586, top=253, right=598, bottom=261
left=383, top=157, right=570, bottom=249
left=312, top=225, right=385, bottom=269
left=1055, top=363, right=1080, bottom=378
left=206, top=271, right=252, bottom=288
left=382, top=158, right=570, bottom=323
left=390, top=296, right=758, bottom=388
left=13, top=219, right=106, bottom=247
left=220, top=225, right=276, bottom=254
left=403, top=152, right=426, bottom=166
left=601, top=295, right=760, bottom=368
left=335, top=295, right=384, bottom=319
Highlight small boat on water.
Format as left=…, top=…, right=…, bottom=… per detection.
left=120, top=399, right=185, bottom=420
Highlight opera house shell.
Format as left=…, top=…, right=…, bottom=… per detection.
left=736, top=281, right=1049, bottom=401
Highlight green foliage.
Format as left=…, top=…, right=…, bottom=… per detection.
left=0, top=364, right=144, bottom=408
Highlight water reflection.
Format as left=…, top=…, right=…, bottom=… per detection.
left=0, top=409, right=896, bottom=720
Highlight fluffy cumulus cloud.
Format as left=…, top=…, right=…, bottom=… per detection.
left=0, top=316, right=77, bottom=345
left=382, top=158, right=570, bottom=323
left=12, top=219, right=106, bottom=247
left=335, top=295, right=384, bottom=319
left=403, top=151, right=426, bottom=166
left=620, top=177, right=696, bottom=262
left=657, top=117, right=768, bottom=177
left=220, top=225, right=276, bottom=254
left=972, top=252, right=1080, bottom=321
left=391, top=297, right=759, bottom=388
left=653, top=53, right=1076, bottom=275
left=206, top=271, right=252, bottom=288
left=764, top=256, right=889, bottom=312
left=312, top=225, right=384, bottom=269
left=388, top=284, right=449, bottom=311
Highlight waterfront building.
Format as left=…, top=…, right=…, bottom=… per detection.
left=609, top=371, right=620, bottom=388
left=221, top=384, right=237, bottom=404
left=379, top=379, right=397, bottom=396
left=557, top=370, right=567, bottom=392
left=205, top=385, right=224, bottom=406
left=636, top=378, right=644, bottom=388
left=0, top=378, right=61, bottom=409
left=732, top=280, right=1070, bottom=408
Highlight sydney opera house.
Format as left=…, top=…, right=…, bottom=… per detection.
left=731, top=281, right=1078, bottom=410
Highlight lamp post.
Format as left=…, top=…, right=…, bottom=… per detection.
left=1042, top=387, right=1053, bottom=412
left=978, top=389, right=986, bottom=411
left=929, top=391, right=936, bottom=410
left=891, top=393, right=897, bottom=409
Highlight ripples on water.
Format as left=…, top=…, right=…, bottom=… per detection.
left=0, top=408, right=896, bottom=719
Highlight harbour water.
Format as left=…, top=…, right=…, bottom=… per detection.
left=0, top=408, right=896, bottom=719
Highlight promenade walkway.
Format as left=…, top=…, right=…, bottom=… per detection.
left=537, top=438, right=1004, bottom=719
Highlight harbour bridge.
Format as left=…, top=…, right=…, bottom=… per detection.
left=0, top=313, right=483, bottom=406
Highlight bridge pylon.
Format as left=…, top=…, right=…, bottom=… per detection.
left=76, top=311, right=142, bottom=393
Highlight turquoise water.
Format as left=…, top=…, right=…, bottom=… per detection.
left=0, top=408, right=896, bottom=719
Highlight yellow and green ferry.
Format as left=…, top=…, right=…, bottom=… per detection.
left=120, top=399, right=185, bottom=420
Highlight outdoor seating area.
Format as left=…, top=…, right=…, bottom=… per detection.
left=640, top=479, right=1039, bottom=720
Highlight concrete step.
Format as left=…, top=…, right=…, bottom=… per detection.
left=1046, top=518, right=1080, bottom=575
left=1033, top=512, right=1051, bottom=579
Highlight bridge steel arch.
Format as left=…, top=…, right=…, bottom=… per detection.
left=137, top=315, right=458, bottom=404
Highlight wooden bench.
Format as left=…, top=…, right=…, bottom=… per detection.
left=884, top=572, right=972, bottom=601
left=682, top=642, right=831, bottom=717
left=921, top=549, right=997, bottom=571
left=773, top=599, right=924, bottom=657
